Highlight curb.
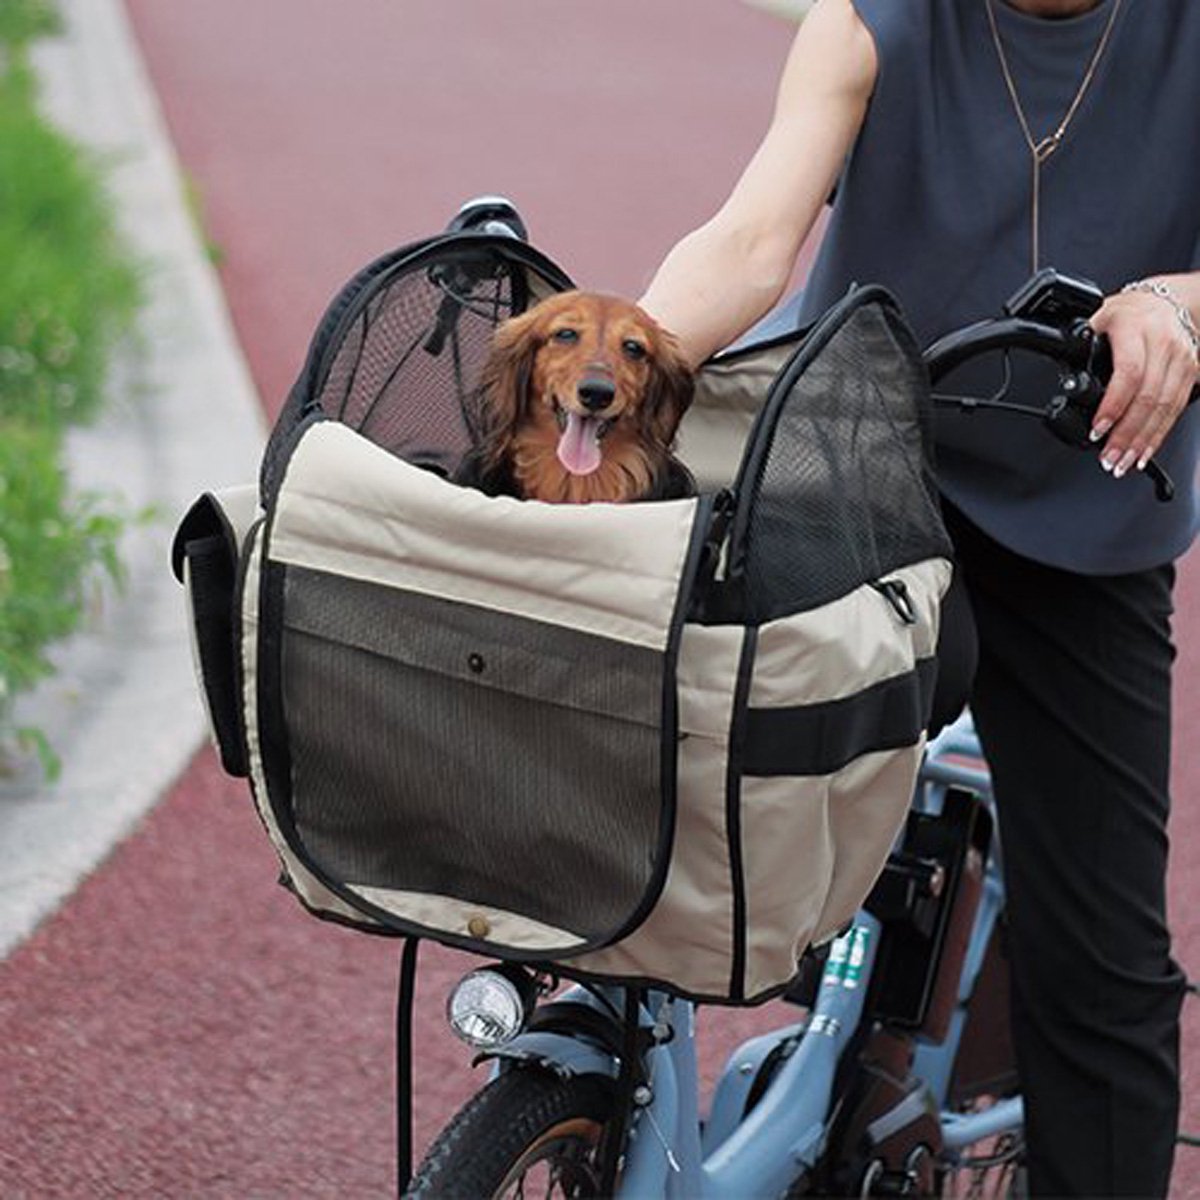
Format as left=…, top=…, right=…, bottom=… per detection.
left=0, top=0, right=264, bottom=957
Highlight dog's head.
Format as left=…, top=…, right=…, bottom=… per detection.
left=473, top=291, right=695, bottom=503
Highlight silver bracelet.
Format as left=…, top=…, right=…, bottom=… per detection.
left=1120, top=278, right=1200, bottom=362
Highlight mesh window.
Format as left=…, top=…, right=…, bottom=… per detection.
left=314, top=246, right=532, bottom=481
left=277, top=567, right=667, bottom=945
left=738, top=299, right=951, bottom=624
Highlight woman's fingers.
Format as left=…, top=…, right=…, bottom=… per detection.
left=1089, top=291, right=1196, bottom=478
left=1137, top=356, right=1200, bottom=468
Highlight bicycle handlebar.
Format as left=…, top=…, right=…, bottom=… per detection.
left=922, top=270, right=1197, bottom=503
left=924, top=314, right=1099, bottom=387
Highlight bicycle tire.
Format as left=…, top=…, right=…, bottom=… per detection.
left=405, top=1069, right=617, bottom=1199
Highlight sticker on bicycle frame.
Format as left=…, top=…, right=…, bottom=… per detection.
left=821, top=925, right=871, bottom=990
left=845, top=926, right=869, bottom=989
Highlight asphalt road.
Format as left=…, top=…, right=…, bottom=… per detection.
left=2, top=1, right=1197, bottom=1194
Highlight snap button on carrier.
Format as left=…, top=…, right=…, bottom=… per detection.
left=467, top=916, right=491, bottom=939
left=467, top=652, right=486, bottom=675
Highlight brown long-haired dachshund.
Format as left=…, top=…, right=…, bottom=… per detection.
left=461, top=291, right=696, bottom=503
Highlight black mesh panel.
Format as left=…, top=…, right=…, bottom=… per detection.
left=277, top=566, right=665, bottom=942
left=314, top=247, right=526, bottom=481
left=738, top=300, right=951, bottom=623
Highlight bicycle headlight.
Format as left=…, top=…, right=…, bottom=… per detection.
left=446, top=965, right=536, bottom=1049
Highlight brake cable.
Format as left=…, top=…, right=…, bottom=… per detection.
left=931, top=348, right=1178, bottom=503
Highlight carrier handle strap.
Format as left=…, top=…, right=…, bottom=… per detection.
left=395, top=937, right=420, bottom=1197
left=598, top=986, right=647, bottom=1197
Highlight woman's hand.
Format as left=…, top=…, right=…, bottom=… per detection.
left=1088, top=275, right=1200, bottom=478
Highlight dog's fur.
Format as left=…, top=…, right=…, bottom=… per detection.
left=461, top=291, right=695, bottom=503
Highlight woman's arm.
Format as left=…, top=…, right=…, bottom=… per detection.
left=1090, top=270, right=1200, bottom=477
left=638, top=0, right=878, bottom=366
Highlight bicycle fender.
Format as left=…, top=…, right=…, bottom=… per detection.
left=478, top=1031, right=619, bottom=1081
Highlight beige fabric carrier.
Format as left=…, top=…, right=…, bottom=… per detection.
left=172, top=233, right=952, bottom=1003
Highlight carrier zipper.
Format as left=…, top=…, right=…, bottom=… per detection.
left=697, top=487, right=735, bottom=583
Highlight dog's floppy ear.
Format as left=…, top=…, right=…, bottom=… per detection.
left=644, top=328, right=696, bottom=449
left=475, top=306, right=544, bottom=471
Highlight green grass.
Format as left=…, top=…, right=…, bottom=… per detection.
left=0, top=421, right=124, bottom=689
left=0, top=0, right=59, bottom=49
left=0, top=8, right=142, bottom=771
left=0, top=67, right=141, bottom=426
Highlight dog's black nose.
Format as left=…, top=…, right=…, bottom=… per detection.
left=577, top=379, right=616, bottom=412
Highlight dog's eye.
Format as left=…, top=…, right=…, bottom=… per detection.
left=622, top=339, right=648, bottom=361
left=551, top=328, right=580, bottom=343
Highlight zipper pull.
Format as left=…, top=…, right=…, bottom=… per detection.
left=687, top=488, right=737, bottom=622
left=699, top=487, right=736, bottom=583
left=872, top=578, right=918, bottom=626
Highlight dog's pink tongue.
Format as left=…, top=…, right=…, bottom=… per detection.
left=557, top=412, right=603, bottom=476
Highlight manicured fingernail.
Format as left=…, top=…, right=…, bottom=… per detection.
left=1090, top=419, right=1112, bottom=442
left=1114, top=450, right=1137, bottom=479
left=1101, top=450, right=1119, bottom=472
left=1138, top=452, right=1151, bottom=471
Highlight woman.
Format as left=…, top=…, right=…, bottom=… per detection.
left=640, top=1, right=1199, bottom=1195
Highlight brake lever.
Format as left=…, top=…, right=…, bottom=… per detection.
left=1045, top=362, right=1176, bottom=502
left=1083, top=331, right=1181, bottom=501
left=1145, top=461, right=1175, bottom=502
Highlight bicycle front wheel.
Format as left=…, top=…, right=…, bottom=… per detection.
left=406, top=1069, right=617, bottom=1199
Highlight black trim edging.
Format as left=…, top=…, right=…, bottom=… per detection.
left=725, top=625, right=759, bottom=1002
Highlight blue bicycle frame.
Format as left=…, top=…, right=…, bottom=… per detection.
left=487, top=713, right=1020, bottom=1198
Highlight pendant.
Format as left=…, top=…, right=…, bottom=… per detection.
left=1033, top=135, right=1061, bottom=164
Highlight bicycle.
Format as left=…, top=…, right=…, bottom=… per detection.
left=171, top=198, right=1192, bottom=1199
left=402, top=262, right=1191, bottom=1199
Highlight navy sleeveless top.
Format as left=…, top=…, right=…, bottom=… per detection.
left=797, top=0, right=1200, bottom=573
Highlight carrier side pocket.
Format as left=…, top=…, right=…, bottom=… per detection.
left=171, top=487, right=260, bottom=776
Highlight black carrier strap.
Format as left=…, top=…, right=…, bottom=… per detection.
left=170, top=492, right=255, bottom=777
left=395, top=937, right=420, bottom=1196
left=598, top=987, right=647, bottom=1196
left=182, top=533, right=247, bottom=776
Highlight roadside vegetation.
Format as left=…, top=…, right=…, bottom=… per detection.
left=0, top=0, right=142, bottom=776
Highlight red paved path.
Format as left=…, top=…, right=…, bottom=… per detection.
left=2, top=2, right=1197, bottom=1195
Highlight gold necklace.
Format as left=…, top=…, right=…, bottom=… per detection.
left=984, top=0, right=1124, bottom=271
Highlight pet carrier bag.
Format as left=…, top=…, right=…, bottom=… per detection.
left=172, top=225, right=952, bottom=1003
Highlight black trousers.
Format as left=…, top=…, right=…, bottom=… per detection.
left=942, top=505, right=1187, bottom=1198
